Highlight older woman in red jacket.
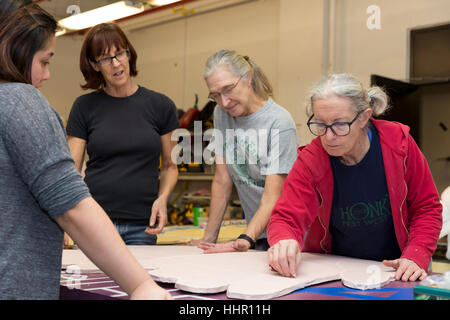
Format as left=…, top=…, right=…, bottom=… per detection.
left=267, top=73, right=442, bottom=282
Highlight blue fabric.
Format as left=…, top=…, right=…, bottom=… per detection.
left=113, top=221, right=157, bottom=245
left=329, top=125, right=401, bottom=261
left=367, top=126, right=372, bottom=143
left=295, top=287, right=414, bottom=300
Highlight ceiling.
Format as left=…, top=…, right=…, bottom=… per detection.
left=36, top=1, right=122, bottom=21
left=32, top=0, right=211, bottom=36
left=36, top=0, right=183, bottom=22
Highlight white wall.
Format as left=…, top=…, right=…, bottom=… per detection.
left=277, top=0, right=324, bottom=144
left=131, top=18, right=186, bottom=109
left=331, top=0, right=450, bottom=86
left=421, top=84, right=450, bottom=194
left=41, top=0, right=324, bottom=146
left=330, top=0, right=450, bottom=193
left=40, top=0, right=450, bottom=191
left=41, top=33, right=85, bottom=124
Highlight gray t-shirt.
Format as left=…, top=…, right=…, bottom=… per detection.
left=209, top=98, right=298, bottom=239
left=0, top=83, right=90, bottom=299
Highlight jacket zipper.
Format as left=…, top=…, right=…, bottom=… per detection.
left=316, top=188, right=328, bottom=254
left=400, top=155, right=410, bottom=238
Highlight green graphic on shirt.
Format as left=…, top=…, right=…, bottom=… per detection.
left=224, top=134, right=265, bottom=188
left=339, top=193, right=391, bottom=228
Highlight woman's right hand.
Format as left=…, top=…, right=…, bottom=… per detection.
left=268, top=239, right=301, bottom=278
left=129, top=279, right=173, bottom=300
left=189, top=238, right=202, bottom=246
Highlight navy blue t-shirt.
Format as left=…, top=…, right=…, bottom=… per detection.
left=329, top=125, right=401, bottom=261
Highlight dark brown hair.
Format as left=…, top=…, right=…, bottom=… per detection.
left=0, top=0, right=32, bottom=22
left=80, top=23, right=138, bottom=90
left=0, top=3, right=57, bottom=84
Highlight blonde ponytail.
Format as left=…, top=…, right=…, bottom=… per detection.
left=367, top=86, right=389, bottom=116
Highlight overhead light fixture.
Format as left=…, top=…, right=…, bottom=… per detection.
left=58, top=1, right=144, bottom=31
left=55, top=29, right=67, bottom=37
left=150, top=0, right=180, bottom=5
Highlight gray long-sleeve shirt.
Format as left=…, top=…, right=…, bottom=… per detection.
left=0, top=83, right=90, bottom=299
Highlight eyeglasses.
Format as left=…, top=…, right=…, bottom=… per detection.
left=307, top=110, right=363, bottom=136
left=95, top=49, right=130, bottom=66
left=208, top=76, right=243, bottom=102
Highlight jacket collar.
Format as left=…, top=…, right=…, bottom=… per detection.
left=371, top=118, right=409, bottom=157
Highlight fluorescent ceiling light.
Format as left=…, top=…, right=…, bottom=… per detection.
left=55, top=29, right=66, bottom=37
left=150, top=0, right=180, bottom=5
left=58, top=1, right=144, bottom=30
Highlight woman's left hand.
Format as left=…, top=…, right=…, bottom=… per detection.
left=145, top=197, right=168, bottom=235
left=382, top=258, right=427, bottom=281
left=198, top=239, right=251, bottom=254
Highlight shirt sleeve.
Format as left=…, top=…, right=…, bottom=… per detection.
left=158, top=95, right=180, bottom=136
left=267, top=152, right=319, bottom=248
left=66, top=97, right=88, bottom=140
left=2, top=86, right=90, bottom=219
left=262, top=126, right=299, bottom=176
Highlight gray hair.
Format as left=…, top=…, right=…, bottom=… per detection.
left=306, top=73, right=389, bottom=117
left=204, top=49, right=273, bottom=100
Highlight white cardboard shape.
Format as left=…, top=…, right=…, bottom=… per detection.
left=146, top=251, right=396, bottom=299
left=227, top=262, right=340, bottom=300
left=62, top=245, right=203, bottom=271
left=62, top=246, right=397, bottom=299
left=340, top=266, right=395, bottom=290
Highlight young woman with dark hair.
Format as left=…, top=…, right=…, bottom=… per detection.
left=0, top=3, right=171, bottom=300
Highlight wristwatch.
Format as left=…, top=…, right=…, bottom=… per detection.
left=238, top=233, right=256, bottom=249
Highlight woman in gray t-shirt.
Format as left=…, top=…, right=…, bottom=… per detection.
left=197, top=50, right=298, bottom=253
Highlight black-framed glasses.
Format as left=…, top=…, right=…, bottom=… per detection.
left=95, top=49, right=130, bottom=66
left=307, top=110, right=364, bottom=136
left=208, top=76, right=243, bottom=102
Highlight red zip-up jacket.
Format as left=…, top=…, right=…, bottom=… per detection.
left=267, top=119, right=442, bottom=271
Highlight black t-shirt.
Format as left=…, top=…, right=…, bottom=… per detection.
left=66, top=86, right=179, bottom=223
left=329, top=125, right=401, bottom=261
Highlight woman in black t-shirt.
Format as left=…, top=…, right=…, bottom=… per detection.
left=66, top=23, right=179, bottom=246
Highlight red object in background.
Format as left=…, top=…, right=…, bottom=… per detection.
left=179, top=94, right=199, bottom=128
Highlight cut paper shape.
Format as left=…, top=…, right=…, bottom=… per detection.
left=62, top=245, right=204, bottom=271
left=340, top=266, right=395, bottom=290
left=227, top=262, right=340, bottom=300
left=145, top=250, right=397, bottom=300
left=62, top=245, right=397, bottom=299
